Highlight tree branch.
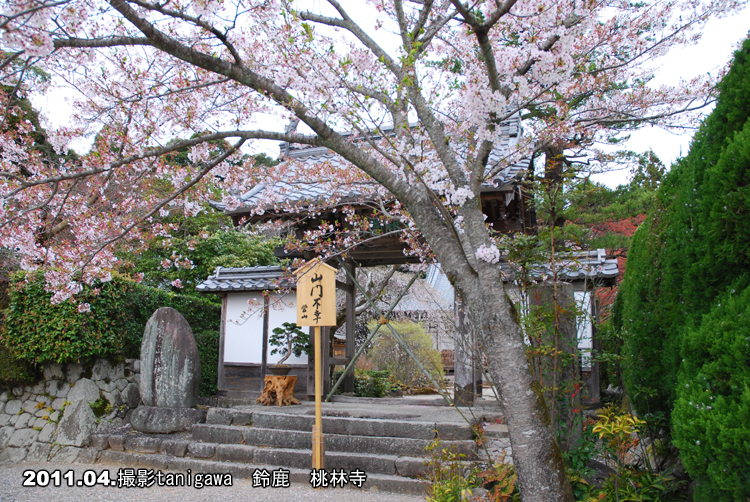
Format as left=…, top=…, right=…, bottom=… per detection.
left=0, top=0, right=71, bottom=31
left=75, top=136, right=247, bottom=276
left=3, top=129, right=322, bottom=196
left=106, top=0, right=414, bottom=205
left=126, top=0, right=244, bottom=65
left=53, top=36, right=152, bottom=49
left=298, top=6, right=402, bottom=77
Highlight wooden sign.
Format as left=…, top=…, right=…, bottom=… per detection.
left=295, top=258, right=336, bottom=327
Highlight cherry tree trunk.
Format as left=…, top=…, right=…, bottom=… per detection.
left=456, top=266, right=575, bottom=501
left=459, top=272, right=574, bottom=502
left=404, top=194, right=574, bottom=501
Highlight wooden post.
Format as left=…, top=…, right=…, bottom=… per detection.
left=322, top=326, right=331, bottom=395
left=260, top=295, right=270, bottom=392
left=588, top=288, right=601, bottom=407
left=218, top=295, right=227, bottom=393
left=344, top=261, right=356, bottom=393
left=294, top=258, right=336, bottom=471
left=307, top=326, right=315, bottom=400
left=312, top=325, right=325, bottom=469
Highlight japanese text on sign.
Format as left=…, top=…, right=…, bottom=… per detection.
left=295, top=259, right=336, bottom=326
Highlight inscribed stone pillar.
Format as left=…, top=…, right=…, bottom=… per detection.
left=132, top=307, right=206, bottom=433
left=528, top=283, right=581, bottom=451
left=140, top=307, right=201, bottom=408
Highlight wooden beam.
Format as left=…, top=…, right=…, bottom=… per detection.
left=335, top=280, right=354, bottom=293
left=218, top=294, right=227, bottom=393
left=344, top=260, right=356, bottom=393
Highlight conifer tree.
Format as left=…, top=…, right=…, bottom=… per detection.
left=617, top=36, right=750, bottom=500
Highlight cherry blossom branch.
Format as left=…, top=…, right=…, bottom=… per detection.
left=0, top=0, right=70, bottom=31
left=1, top=128, right=322, bottom=196
left=0, top=181, right=59, bottom=231
left=298, top=7, right=402, bottom=77
left=319, top=228, right=407, bottom=262
left=53, top=36, right=152, bottom=49
left=105, top=0, right=415, bottom=206
left=74, top=136, right=247, bottom=276
left=126, top=0, right=244, bottom=65
left=450, top=0, right=517, bottom=94
left=39, top=178, right=77, bottom=243
left=0, top=51, right=24, bottom=73
left=408, top=0, right=434, bottom=42
left=117, top=77, right=232, bottom=104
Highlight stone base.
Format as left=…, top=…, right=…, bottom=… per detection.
left=130, top=406, right=206, bottom=433
left=454, top=381, right=482, bottom=407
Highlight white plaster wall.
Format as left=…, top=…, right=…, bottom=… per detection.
left=574, top=291, right=593, bottom=370
left=224, top=291, right=308, bottom=365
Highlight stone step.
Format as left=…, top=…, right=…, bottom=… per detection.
left=482, top=422, right=510, bottom=439
left=100, top=433, right=448, bottom=478
left=120, top=438, right=423, bottom=477
left=248, top=410, right=473, bottom=440
left=192, top=424, right=477, bottom=459
left=94, top=449, right=425, bottom=495
left=204, top=407, right=473, bottom=440
left=253, top=447, right=427, bottom=477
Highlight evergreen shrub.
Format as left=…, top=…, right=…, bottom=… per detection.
left=616, top=37, right=750, bottom=418
left=1, top=272, right=220, bottom=395
left=672, top=285, right=750, bottom=502
left=616, top=36, right=750, bottom=497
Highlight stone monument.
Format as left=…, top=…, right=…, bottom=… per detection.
left=130, top=307, right=206, bottom=433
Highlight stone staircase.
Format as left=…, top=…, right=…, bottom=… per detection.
left=86, top=404, right=508, bottom=494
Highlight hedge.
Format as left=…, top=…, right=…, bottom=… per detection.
left=616, top=36, right=750, bottom=497
left=672, top=286, right=750, bottom=502
left=616, top=36, right=750, bottom=418
left=1, top=272, right=220, bottom=395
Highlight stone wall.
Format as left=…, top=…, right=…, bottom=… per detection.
left=0, top=359, right=141, bottom=464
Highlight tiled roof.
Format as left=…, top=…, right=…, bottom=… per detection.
left=394, top=265, right=454, bottom=312
left=196, top=265, right=294, bottom=293
left=394, top=250, right=617, bottom=312
left=500, top=249, right=620, bottom=283
left=218, top=115, right=527, bottom=214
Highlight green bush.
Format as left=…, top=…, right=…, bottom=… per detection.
left=365, top=320, right=443, bottom=388
left=0, top=278, right=37, bottom=386
left=121, top=224, right=279, bottom=298
left=1, top=272, right=221, bottom=395
left=0, top=342, right=37, bottom=387
left=616, top=36, right=750, bottom=419
left=672, top=286, right=750, bottom=502
left=194, top=329, right=220, bottom=397
left=616, top=35, right=750, bottom=499
left=332, top=368, right=392, bottom=398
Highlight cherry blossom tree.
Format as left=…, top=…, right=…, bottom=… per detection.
left=1, top=1, right=744, bottom=499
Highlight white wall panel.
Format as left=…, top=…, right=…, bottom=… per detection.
left=223, top=291, right=308, bottom=364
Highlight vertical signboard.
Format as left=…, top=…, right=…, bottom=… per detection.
left=296, top=259, right=336, bottom=327
left=295, top=258, right=337, bottom=471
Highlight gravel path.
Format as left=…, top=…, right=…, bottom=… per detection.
left=0, top=464, right=427, bottom=502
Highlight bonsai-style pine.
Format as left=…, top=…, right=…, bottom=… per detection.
left=268, top=322, right=309, bottom=367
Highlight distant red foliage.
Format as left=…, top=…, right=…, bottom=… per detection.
left=590, top=214, right=646, bottom=239
left=591, top=214, right=647, bottom=320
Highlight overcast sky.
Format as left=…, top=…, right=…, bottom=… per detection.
left=598, top=7, right=750, bottom=187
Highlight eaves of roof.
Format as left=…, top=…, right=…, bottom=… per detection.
left=195, top=265, right=294, bottom=293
